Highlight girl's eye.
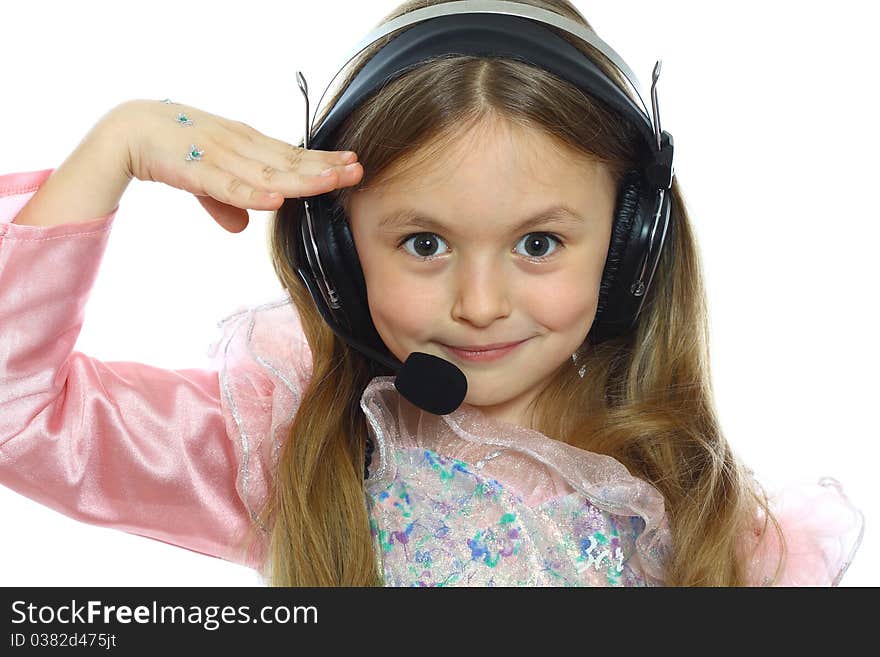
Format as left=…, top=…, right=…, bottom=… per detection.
left=398, top=232, right=564, bottom=261
left=399, top=232, right=450, bottom=259
left=514, top=233, right=563, bottom=260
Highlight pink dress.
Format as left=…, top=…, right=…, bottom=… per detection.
left=0, top=168, right=865, bottom=586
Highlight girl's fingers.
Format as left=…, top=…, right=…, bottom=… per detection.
left=196, top=158, right=361, bottom=211
left=266, top=143, right=357, bottom=179
left=210, top=145, right=362, bottom=201
left=195, top=161, right=282, bottom=210
left=220, top=120, right=356, bottom=169
left=268, top=138, right=357, bottom=168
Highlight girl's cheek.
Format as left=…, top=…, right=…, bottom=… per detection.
left=525, top=275, right=599, bottom=330
left=369, top=275, right=442, bottom=333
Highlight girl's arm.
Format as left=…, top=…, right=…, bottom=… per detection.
left=0, top=169, right=269, bottom=571
left=12, top=106, right=133, bottom=227
left=1, top=99, right=344, bottom=575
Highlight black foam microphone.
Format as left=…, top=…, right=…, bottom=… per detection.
left=363, top=346, right=468, bottom=416
left=295, top=269, right=468, bottom=416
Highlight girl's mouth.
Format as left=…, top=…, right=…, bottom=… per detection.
left=440, top=338, right=530, bottom=363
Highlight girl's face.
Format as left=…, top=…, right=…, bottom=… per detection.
left=348, top=119, right=617, bottom=428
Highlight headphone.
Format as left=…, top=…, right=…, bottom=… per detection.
left=280, top=0, right=675, bottom=417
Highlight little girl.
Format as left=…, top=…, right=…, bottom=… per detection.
left=0, top=0, right=865, bottom=586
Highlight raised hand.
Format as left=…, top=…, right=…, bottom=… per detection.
left=118, top=98, right=361, bottom=233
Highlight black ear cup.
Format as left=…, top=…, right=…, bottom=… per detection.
left=587, top=168, right=663, bottom=345
left=318, top=197, right=388, bottom=354
left=589, top=169, right=641, bottom=343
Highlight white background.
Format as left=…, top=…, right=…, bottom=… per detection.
left=0, top=1, right=876, bottom=586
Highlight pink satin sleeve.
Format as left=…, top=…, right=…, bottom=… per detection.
left=0, top=168, right=270, bottom=571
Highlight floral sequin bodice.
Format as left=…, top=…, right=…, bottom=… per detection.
left=366, top=446, right=653, bottom=586
left=360, top=377, right=672, bottom=587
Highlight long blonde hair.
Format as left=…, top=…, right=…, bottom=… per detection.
left=246, top=0, right=785, bottom=586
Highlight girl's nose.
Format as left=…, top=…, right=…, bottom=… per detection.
left=451, top=260, right=512, bottom=327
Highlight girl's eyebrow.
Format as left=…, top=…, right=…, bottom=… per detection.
left=377, top=204, right=584, bottom=235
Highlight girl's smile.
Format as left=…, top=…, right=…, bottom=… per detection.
left=440, top=336, right=532, bottom=363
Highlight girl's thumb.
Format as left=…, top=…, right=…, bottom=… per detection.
left=195, top=195, right=250, bottom=234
